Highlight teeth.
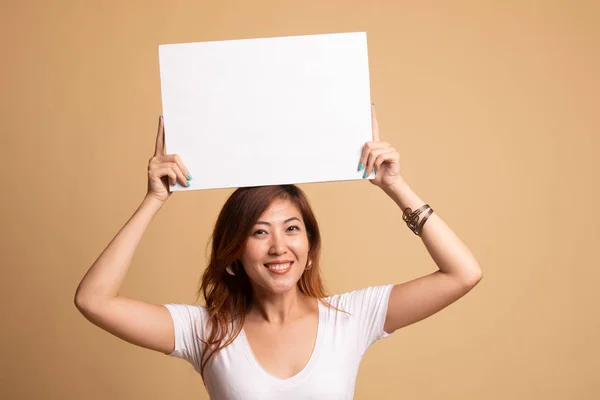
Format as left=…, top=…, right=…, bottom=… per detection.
left=265, top=262, right=291, bottom=271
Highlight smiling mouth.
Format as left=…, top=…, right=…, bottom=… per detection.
left=264, top=262, right=293, bottom=272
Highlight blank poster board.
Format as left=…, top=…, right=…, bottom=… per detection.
left=158, top=31, right=374, bottom=191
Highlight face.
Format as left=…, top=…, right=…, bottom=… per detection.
left=239, top=198, right=310, bottom=296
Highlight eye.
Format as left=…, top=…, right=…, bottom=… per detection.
left=287, top=225, right=301, bottom=232
left=252, top=229, right=268, bottom=236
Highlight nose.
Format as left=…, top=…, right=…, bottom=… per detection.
left=268, top=230, right=287, bottom=255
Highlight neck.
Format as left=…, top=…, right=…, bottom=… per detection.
left=249, top=286, right=313, bottom=325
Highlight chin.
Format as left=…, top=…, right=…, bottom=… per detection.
left=255, top=266, right=304, bottom=295
left=275, top=279, right=302, bottom=292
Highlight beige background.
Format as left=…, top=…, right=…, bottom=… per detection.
left=2, top=1, right=599, bottom=399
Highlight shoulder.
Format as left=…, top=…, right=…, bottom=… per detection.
left=162, top=303, right=207, bottom=317
left=324, top=285, right=393, bottom=313
left=321, top=285, right=395, bottom=349
left=162, top=304, right=209, bottom=331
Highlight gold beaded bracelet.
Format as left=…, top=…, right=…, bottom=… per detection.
left=402, top=204, right=434, bottom=236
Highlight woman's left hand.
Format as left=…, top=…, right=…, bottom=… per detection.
left=358, top=104, right=403, bottom=191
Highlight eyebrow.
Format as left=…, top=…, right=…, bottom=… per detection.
left=255, top=217, right=301, bottom=226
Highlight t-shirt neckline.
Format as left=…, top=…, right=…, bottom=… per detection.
left=240, top=300, right=326, bottom=385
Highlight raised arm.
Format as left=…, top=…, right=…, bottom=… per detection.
left=74, top=117, right=192, bottom=354
left=359, top=105, right=482, bottom=334
left=380, top=179, right=482, bottom=333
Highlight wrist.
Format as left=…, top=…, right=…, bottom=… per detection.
left=141, top=194, right=166, bottom=213
left=381, top=177, right=410, bottom=199
left=383, top=179, right=425, bottom=211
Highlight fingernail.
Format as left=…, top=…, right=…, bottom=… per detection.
left=358, top=163, right=365, bottom=171
left=159, top=115, right=162, bottom=122
left=363, top=171, right=368, bottom=178
left=372, top=103, right=376, bottom=109
left=187, top=173, right=193, bottom=180
left=186, top=180, right=191, bottom=186
left=373, top=168, right=377, bottom=175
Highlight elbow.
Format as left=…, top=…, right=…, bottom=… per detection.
left=451, top=263, right=482, bottom=290
left=74, top=284, right=87, bottom=309
left=74, top=289, right=98, bottom=314
left=464, top=263, right=483, bottom=288
left=74, top=288, right=114, bottom=317
left=74, top=292, right=105, bottom=324
left=74, top=282, right=109, bottom=312
left=74, top=291, right=88, bottom=313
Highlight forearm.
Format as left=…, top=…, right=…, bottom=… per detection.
left=383, top=179, right=482, bottom=283
left=75, top=195, right=164, bottom=305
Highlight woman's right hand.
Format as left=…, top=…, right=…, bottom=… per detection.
left=146, top=116, right=192, bottom=204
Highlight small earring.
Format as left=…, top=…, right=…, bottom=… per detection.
left=305, top=259, right=313, bottom=270
left=226, top=265, right=236, bottom=276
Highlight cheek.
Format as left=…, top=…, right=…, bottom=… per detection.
left=241, top=235, right=310, bottom=264
left=241, top=242, right=267, bottom=264
left=291, top=236, right=310, bottom=255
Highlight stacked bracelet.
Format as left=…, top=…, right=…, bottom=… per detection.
left=402, top=204, right=434, bottom=236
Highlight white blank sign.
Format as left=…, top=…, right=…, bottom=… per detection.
left=158, top=31, right=373, bottom=191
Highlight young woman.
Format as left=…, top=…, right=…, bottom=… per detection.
left=75, top=106, right=482, bottom=399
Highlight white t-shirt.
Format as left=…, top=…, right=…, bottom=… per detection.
left=163, top=284, right=393, bottom=400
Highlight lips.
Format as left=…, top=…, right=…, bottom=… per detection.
left=264, top=261, right=293, bottom=274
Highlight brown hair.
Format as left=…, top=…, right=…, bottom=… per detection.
left=196, top=184, right=331, bottom=382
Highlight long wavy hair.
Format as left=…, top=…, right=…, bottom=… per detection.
left=196, top=184, right=331, bottom=383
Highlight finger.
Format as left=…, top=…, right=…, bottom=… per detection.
left=371, top=104, right=380, bottom=142
left=165, top=161, right=189, bottom=186
left=364, top=147, right=389, bottom=177
left=154, top=116, right=165, bottom=157
left=155, top=154, right=192, bottom=182
left=372, top=149, right=399, bottom=175
left=153, top=166, right=177, bottom=187
left=151, top=160, right=189, bottom=187
left=358, top=141, right=391, bottom=171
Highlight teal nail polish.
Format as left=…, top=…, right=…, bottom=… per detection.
left=358, top=163, right=365, bottom=171
left=187, top=173, right=193, bottom=180
left=186, top=180, right=191, bottom=186
left=373, top=168, right=377, bottom=175
left=363, top=171, right=368, bottom=178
